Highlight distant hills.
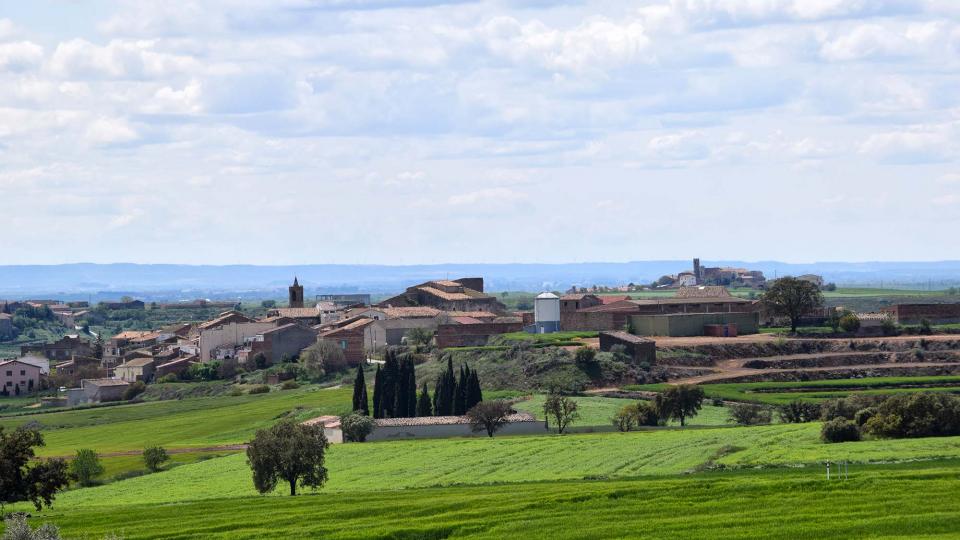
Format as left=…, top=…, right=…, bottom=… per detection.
left=1, top=261, right=960, bottom=301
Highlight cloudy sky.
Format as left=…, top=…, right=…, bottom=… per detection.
left=1, top=0, right=958, bottom=265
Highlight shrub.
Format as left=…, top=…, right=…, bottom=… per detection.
left=612, top=405, right=637, bottom=432
left=728, top=403, right=772, bottom=426
left=281, top=379, right=300, bottom=390
left=919, top=319, right=933, bottom=335
left=819, top=398, right=857, bottom=421
left=252, top=352, right=269, bottom=370
left=157, top=373, right=179, bottom=384
left=821, top=418, right=861, bottom=443
left=340, top=412, right=375, bottom=442
left=70, top=449, right=104, bottom=487
left=711, top=398, right=724, bottom=407
left=229, top=387, right=244, bottom=396
left=838, top=313, right=860, bottom=333
left=778, top=400, right=821, bottom=423
left=862, top=393, right=960, bottom=439
left=854, top=407, right=876, bottom=427
left=248, top=384, right=270, bottom=395
left=143, top=446, right=169, bottom=472
left=122, top=381, right=146, bottom=401
left=574, top=347, right=597, bottom=367
left=881, top=318, right=899, bottom=336
left=2, top=514, right=62, bottom=540
left=634, top=401, right=661, bottom=427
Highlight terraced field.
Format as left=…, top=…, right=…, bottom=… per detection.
left=630, top=376, right=960, bottom=405
left=513, top=394, right=732, bottom=428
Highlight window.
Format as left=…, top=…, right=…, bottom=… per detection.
left=5, top=382, right=10, bottom=387
left=4, top=371, right=10, bottom=376
left=340, top=340, right=348, bottom=350
left=20, top=370, right=25, bottom=376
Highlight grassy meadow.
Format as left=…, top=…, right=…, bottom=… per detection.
left=512, top=394, right=732, bottom=428
left=630, top=376, right=960, bottom=405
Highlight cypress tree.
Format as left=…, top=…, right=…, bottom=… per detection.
left=381, top=350, right=399, bottom=418
left=406, top=360, right=418, bottom=417
left=466, top=370, right=483, bottom=410
left=371, top=364, right=382, bottom=419
left=453, top=365, right=468, bottom=415
left=436, top=357, right=456, bottom=415
left=352, top=363, right=369, bottom=415
left=416, top=382, right=432, bottom=416
left=394, top=358, right=408, bottom=418
left=432, top=375, right=444, bottom=416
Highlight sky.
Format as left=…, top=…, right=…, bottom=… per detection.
left=0, top=0, right=958, bottom=266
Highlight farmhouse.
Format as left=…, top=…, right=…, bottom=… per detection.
left=247, top=323, right=319, bottom=364
left=317, top=318, right=375, bottom=366
left=379, top=278, right=506, bottom=313
left=114, top=357, right=157, bottom=383
left=0, top=359, right=42, bottom=396
left=21, top=335, right=94, bottom=362
left=434, top=316, right=524, bottom=348
left=66, top=378, right=130, bottom=406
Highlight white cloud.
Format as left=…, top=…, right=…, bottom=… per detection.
left=647, top=131, right=710, bottom=161
left=447, top=187, right=527, bottom=205
left=859, top=124, right=956, bottom=163
left=47, top=39, right=199, bottom=79
left=83, top=117, right=139, bottom=146
left=0, top=41, right=43, bottom=71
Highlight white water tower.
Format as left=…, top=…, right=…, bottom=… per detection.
left=534, top=292, right=561, bottom=333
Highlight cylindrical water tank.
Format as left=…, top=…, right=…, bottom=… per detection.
left=534, top=292, right=560, bottom=323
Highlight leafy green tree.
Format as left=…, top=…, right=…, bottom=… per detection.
left=352, top=364, right=369, bottom=415
left=654, top=385, right=705, bottom=427
left=404, top=327, right=434, bottom=351
left=69, top=449, right=104, bottom=487
left=0, top=427, right=71, bottom=513
left=122, top=381, right=146, bottom=401
left=821, top=418, right=861, bottom=443
left=778, top=400, right=821, bottom=423
left=728, top=403, right=772, bottom=425
left=612, top=405, right=637, bottom=432
left=416, top=383, right=432, bottom=417
left=761, top=277, right=824, bottom=333
left=252, top=352, right=269, bottom=370
left=340, top=412, right=375, bottom=442
left=143, top=446, right=169, bottom=472
left=246, top=420, right=329, bottom=496
left=466, top=400, right=513, bottom=437
left=93, top=335, right=104, bottom=360
left=543, top=392, right=580, bottom=434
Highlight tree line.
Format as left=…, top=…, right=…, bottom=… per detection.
left=353, top=349, right=483, bottom=419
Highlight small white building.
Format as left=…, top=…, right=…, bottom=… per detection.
left=533, top=292, right=561, bottom=333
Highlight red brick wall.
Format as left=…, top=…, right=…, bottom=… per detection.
left=435, top=321, right=524, bottom=348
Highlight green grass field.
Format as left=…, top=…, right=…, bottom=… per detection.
left=512, top=395, right=732, bottom=428
left=29, top=423, right=960, bottom=510
left=0, top=385, right=353, bottom=456
left=629, top=376, right=960, bottom=405
left=22, top=460, right=960, bottom=540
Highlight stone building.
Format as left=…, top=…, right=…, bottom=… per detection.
left=288, top=277, right=305, bottom=308
left=379, top=278, right=505, bottom=313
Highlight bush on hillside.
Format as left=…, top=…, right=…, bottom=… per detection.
left=156, top=373, right=179, bottom=384
left=248, top=385, right=270, bottom=395
left=612, top=405, right=637, bottom=432
left=778, top=400, right=821, bottom=423
left=122, top=381, right=146, bottom=401
left=862, top=393, right=960, bottom=439
left=340, top=412, right=375, bottom=442
left=281, top=379, right=299, bottom=390
left=854, top=407, right=876, bottom=427
left=634, top=401, right=661, bottom=427
left=728, top=403, right=772, bottom=426
left=821, top=418, right=861, bottom=443
left=838, top=313, right=860, bottom=333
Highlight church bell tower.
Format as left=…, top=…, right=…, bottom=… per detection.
left=288, top=277, right=304, bottom=308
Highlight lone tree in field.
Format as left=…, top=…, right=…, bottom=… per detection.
left=143, top=446, right=169, bottom=472
left=761, top=277, right=824, bottom=333
left=246, top=420, right=329, bottom=496
left=543, top=392, right=580, bottom=434
left=466, top=400, right=513, bottom=437
left=352, top=363, right=369, bottom=415
left=69, top=448, right=104, bottom=487
left=0, top=426, right=71, bottom=513
left=654, top=385, right=705, bottom=427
